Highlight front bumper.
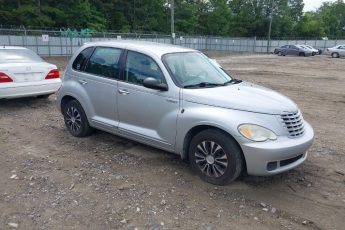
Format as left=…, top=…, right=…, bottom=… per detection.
left=0, top=79, right=61, bottom=99
left=239, top=121, right=314, bottom=176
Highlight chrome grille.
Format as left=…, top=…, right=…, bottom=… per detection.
left=280, top=111, right=305, bottom=137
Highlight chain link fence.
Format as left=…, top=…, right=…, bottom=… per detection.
left=1, top=28, right=344, bottom=56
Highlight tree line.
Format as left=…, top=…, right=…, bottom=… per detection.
left=0, top=0, right=344, bottom=38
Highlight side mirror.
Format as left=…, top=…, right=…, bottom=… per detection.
left=143, top=77, right=168, bottom=91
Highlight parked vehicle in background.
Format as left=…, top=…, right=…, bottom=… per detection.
left=303, top=45, right=321, bottom=55
left=0, top=46, right=61, bottom=99
left=324, top=45, right=345, bottom=58
left=57, top=41, right=314, bottom=185
left=295, top=45, right=314, bottom=56
left=274, top=45, right=312, bottom=57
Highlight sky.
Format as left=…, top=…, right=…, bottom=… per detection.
left=303, top=0, right=338, bottom=11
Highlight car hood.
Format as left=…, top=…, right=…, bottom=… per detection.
left=182, top=81, right=298, bottom=115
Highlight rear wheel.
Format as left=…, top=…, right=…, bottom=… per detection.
left=189, top=129, right=243, bottom=185
left=331, top=52, right=339, bottom=58
left=299, top=52, right=306, bottom=57
left=63, top=100, right=93, bottom=137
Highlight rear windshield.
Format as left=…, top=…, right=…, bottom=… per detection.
left=0, top=49, right=43, bottom=63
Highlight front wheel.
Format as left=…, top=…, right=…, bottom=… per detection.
left=63, top=100, right=93, bottom=137
left=189, top=129, right=243, bottom=185
left=332, top=52, right=339, bottom=58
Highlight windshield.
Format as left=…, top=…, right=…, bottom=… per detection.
left=0, top=49, right=43, bottom=63
left=162, top=52, right=232, bottom=88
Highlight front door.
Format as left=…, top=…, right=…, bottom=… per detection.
left=117, top=50, right=179, bottom=151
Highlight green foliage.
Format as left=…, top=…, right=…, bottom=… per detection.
left=0, top=0, right=344, bottom=38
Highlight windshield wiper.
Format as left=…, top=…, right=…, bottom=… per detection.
left=183, top=82, right=225, bottom=88
left=222, top=79, right=242, bottom=85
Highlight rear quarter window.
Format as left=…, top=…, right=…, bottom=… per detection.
left=72, top=47, right=94, bottom=71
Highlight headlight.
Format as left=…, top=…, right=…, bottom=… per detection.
left=238, top=124, right=277, bottom=142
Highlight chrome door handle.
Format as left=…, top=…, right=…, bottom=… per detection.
left=78, top=79, right=88, bottom=85
left=118, top=89, right=130, bottom=95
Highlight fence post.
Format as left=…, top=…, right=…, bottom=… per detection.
left=60, top=36, right=63, bottom=56
left=48, top=36, right=51, bottom=56
left=35, top=36, right=38, bottom=54
left=24, top=28, right=27, bottom=47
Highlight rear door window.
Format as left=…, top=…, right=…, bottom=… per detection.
left=72, top=47, right=94, bottom=71
left=84, top=47, right=122, bottom=79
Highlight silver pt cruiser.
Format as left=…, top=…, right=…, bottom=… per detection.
left=56, top=41, right=314, bottom=185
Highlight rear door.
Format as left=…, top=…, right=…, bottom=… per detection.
left=285, top=45, right=293, bottom=55
left=117, top=50, right=179, bottom=151
left=289, top=45, right=299, bottom=55
left=76, top=46, right=123, bottom=131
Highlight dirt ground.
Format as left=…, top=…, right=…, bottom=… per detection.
left=0, top=54, right=344, bottom=230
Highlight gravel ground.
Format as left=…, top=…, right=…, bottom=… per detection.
left=0, top=54, right=344, bottom=230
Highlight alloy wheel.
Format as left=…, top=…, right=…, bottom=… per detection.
left=65, top=106, right=82, bottom=133
left=194, top=141, right=228, bottom=178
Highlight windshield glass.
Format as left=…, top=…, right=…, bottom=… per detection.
left=0, top=49, right=43, bottom=63
left=162, top=52, right=232, bottom=88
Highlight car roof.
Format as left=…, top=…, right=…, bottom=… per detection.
left=0, top=46, right=28, bottom=50
left=83, top=40, right=196, bottom=57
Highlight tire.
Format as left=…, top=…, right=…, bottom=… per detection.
left=331, top=52, right=339, bottom=58
left=277, top=51, right=282, bottom=56
left=63, top=100, right=93, bottom=137
left=299, top=52, right=305, bottom=57
left=189, top=129, right=243, bottom=185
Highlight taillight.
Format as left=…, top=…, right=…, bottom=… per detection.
left=45, top=69, right=60, bottom=79
left=0, top=72, right=13, bottom=83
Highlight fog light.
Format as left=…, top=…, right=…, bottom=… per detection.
left=267, top=161, right=278, bottom=171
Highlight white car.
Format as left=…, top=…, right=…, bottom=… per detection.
left=296, top=45, right=314, bottom=56
left=0, top=46, right=61, bottom=99
left=325, top=45, right=345, bottom=58
left=302, top=45, right=320, bottom=55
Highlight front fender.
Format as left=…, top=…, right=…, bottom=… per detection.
left=175, top=101, right=283, bottom=158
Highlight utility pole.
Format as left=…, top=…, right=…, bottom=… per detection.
left=267, top=0, right=274, bottom=53
left=267, top=15, right=272, bottom=53
left=171, top=0, right=175, bottom=44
